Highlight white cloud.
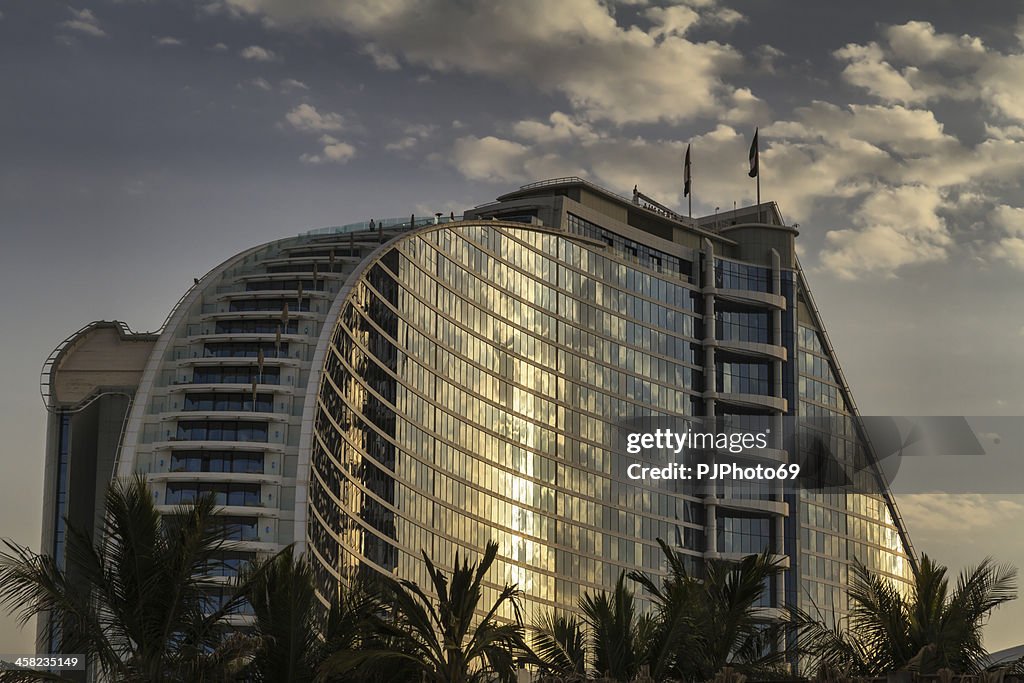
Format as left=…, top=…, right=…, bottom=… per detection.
left=244, top=77, right=272, bottom=91
left=451, top=136, right=532, bottom=183
left=403, top=123, right=437, bottom=138
left=885, top=21, right=987, bottom=67
left=284, top=104, right=344, bottom=132
left=754, top=100, right=1024, bottom=278
left=644, top=5, right=701, bottom=39
left=646, top=0, right=745, bottom=30
left=991, top=204, right=1024, bottom=237
left=385, top=137, right=419, bottom=152
left=211, top=42, right=229, bottom=52
left=362, top=42, right=400, bottom=70
left=300, top=136, right=357, bottom=165
left=511, top=112, right=600, bottom=144
left=214, top=0, right=748, bottom=125
left=60, top=8, right=106, bottom=38
left=820, top=185, right=951, bottom=280
left=280, top=78, right=309, bottom=91
left=154, top=36, right=183, bottom=47
left=384, top=123, right=437, bottom=152
left=240, top=45, right=277, bottom=62
left=833, top=42, right=960, bottom=105
left=899, top=493, right=1024, bottom=535
left=451, top=134, right=588, bottom=184
left=766, top=101, right=952, bottom=156
left=285, top=104, right=355, bottom=164
left=836, top=21, right=1024, bottom=123
left=721, top=87, right=771, bottom=125
left=754, top=44, right=784, bottom=73
left=988, top=205, right=1024, bottom=269
left=978, top=54, right=1024, bottom=123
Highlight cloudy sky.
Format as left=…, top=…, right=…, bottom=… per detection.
left=3, top=0, right=1024, bottom=653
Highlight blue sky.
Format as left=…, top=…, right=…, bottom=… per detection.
left=3, top=0, right=1024, bottom=653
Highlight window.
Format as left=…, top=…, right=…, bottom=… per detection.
left=213, top=515, right=259, bottom=541
left=183, top=393, right=273, bottom=413
left=715, top=259, right=771, bottom=292
left=717, top=362, right=770, bottom=395
left=214, top=320, right=299, bottom=334
left=169, top=450, right=264, bottom=473
left=202, top=587, right=254, bottom=615
left=191, top=367, right=280, bottom=385
left=245, top=279, right=324, bottom=292
left=166, top=482, right=261, bottom=507
left=203, top=342, right=289, bottom=358
left=175, top=420, right=269, bottom=442
left=229, top=298, right=310, bottom=312
left=716, top=309, right=770, bottom=343
left=718, top=515, right=772, bottom=554
left=565, top=213, right=688, bottom=278
left=202, top=551, right=255, bottom=577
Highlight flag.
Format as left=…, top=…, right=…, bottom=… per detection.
left=748, top=128, right=759, bottom=178
left=258, top=348, right=265, bottom=370
left=683, top=144, right=692, bottom=197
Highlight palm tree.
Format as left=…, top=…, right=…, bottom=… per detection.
left=800, top=554, right=1017, bottom=676
left=531, top=612, right=587, bottom=681
left=318, top=540, right=528, bottom=683
left=0, top=476, right=256, bottom=682
left=314, top=572, right=405, bottom=683
left=628, top=540, right=788, bottom=682
left=240, top=545, right=319, bottom=682
left=241, top=548, right=395, bottom=683
left=578, top=571, right=656, bottom=681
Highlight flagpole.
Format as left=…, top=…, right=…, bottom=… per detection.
left=749, top=127, right=761, bottom=223
left=684, top=142, right=693, bottom=220
left=755, top=130, right=761, bottom=222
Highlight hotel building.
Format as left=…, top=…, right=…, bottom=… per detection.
left=39, top=177, right=915, bottom=652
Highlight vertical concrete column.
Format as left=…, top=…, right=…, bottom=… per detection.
left=705, top=497, right=719, bottom=559
left=703, top=239, right=717, bottom=415
left=771, top=249, right=783, bottom=403
left=702, top=239, right=719, bottom=557
left=771, top=248, right=786, bottom=608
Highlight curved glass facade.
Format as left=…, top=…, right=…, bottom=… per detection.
left=309, top=223, right=714, bottom=615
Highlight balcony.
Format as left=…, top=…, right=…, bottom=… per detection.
left=704, top=390, right=787, bottom=412
left=166, top=383, right=296, bottom=397
left=712, top=443, right=789, bottom=463
left=702, top=286, right=786, bottom=310
left=714, top=497, right=788, bottom=516
left=156, top=503, right=282, bottom=518
left=147, top=470, right=283, bottom=486
left=705, top=337, right=787, bottom=362
left=709, top=550, right=790, bottom=568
